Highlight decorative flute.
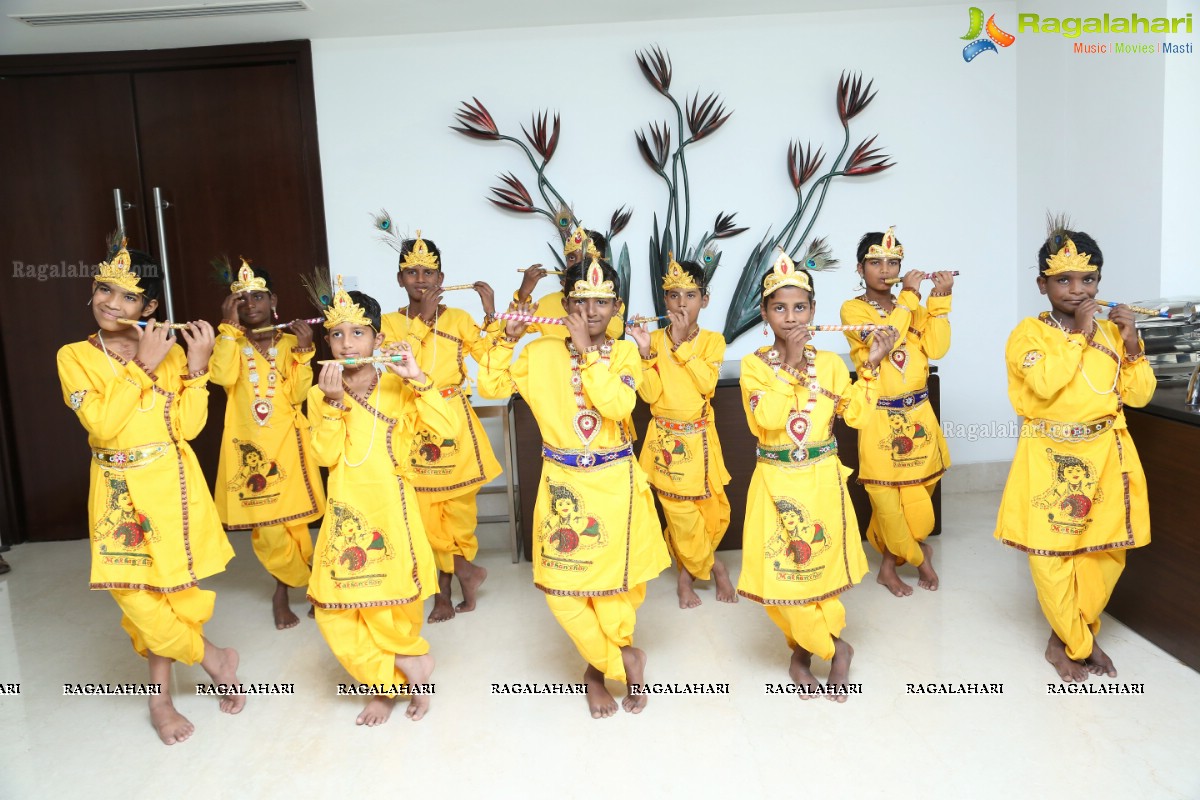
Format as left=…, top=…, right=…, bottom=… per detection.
left=517, top=266, right=563, bottom=275
left=1095, top=300, right=1171, bottom=318
left=251, top=317, right=324, bottom=333
left=884, top=271, right=960, bottom=285
left=118, top=318, right=190, bottom=330
left=317, top=354, right=409, bottom=366
left=494, top=312, right=669, bottom=326
left=804, top=324, right=896, bottom=332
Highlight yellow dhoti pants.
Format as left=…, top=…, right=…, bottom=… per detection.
left=544, top=584, right=647, bottom=683
left=864, top=484, right=936, bottom=567
left=765, top=600, right=846, bottom=661
left=659, top=492, right=731, bottom=580
left=416, top=492, right=479, bottom=574
left=110, top=587, right=214, bottom=665
left=1028, top=550, right=1126, bottom=661
left=314, top=602, right=429, bottom=691
left=251, top=522, right=314, bottom=587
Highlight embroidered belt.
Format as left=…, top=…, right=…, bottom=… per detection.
left=756, top=438, right=838, bottom=466
left=542, top=442, right=634, bottom=469
left=877, top=388, right=928, bottom=410
left=1025, top=416, right=1115, bottom=443
left=92, top=443, right=170, bottom=470
left=439, top=385, right=463, bottom=399
left=653, top=415, right=709, bottom=434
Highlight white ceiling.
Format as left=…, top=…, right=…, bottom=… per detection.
left=1, top=0, right=967, bottom=55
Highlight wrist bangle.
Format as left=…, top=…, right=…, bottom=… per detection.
left=1124, top=351, right=1144, bottom=363
left=930, top=291, right=952, bottom=298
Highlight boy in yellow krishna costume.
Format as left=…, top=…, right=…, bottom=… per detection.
left=58, top=237, right=242, bottom=745
left=306, top=276, right=454, bottom=725
left=995, top=216, right=1154, bottom=682
left=211, top=260, right=325, bottom=628
left=627, top=254, right=734, bottom=609
left=480, top=252, right=670, bottom=718
left=739, top=247, right=896, bottom=700
left=840, top=227, right=953, bottom=596
left=377, top=222, right=500, bottom=622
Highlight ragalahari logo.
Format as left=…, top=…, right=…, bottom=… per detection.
left=962, top=7, right=1016, bottom=61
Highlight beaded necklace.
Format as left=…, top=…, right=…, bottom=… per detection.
left=766, top=345, right=818, bottom=445
left=245, top=332, right=280, bottom=426
left=1045, top=312, right=1119, bottom=395
left=342, top=369, right=381, bottom=468
left=567, top=338, right=613, bottom=450
left=864, top=296, right=908, bottom=375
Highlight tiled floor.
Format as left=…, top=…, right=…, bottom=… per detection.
left=1, top=490, right=1197, bottom=798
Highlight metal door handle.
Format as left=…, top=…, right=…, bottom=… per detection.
left=112, top=188, right=135, bottom=232
left=151, top=187, right=177, bottom=321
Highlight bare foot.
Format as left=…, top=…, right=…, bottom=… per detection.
left=1045, top=632, right=1089, bottom=682
left=916, top=542, right=939, bottom=591
left=356, top=695, right=394, bottom=726
left=876, top=555, right=913, bottom=597
left=621, top=646, right=648, bottom=714
left=149, top=698, right=194, bottom=745
left=427, top=572, right=455, bottom=623
left=395, top=652, right=435, bottom=721
left=1085, top=642, right=1118, bottom=678
left=584, top=665, right=618, bottom=719
left=788, top=647, right=820, bottom=699
left=454, top=557, right=487, bottom=613
left=713, top=559, right=738, bottom=603
left=273, top=581, right=300, bottom=630
left=825, top=638, right=854, bottom=703
left=307, top=605, right=315, bottom=619
left=677, top=569, right=702, bottom=610
left=201, top=642, right=246, bottom=714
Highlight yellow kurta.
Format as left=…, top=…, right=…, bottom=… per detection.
left=57, top=338, right=234, bottom=593
left=840, top=290, right=951, bottom=486
left=637, top=327, right=731, bottom=498
left=995, top=315, right=1155, bottom=555
left=521, top=291, right=625, bottom=341
left=480, top=336, right=670, bottom=594
left=305, top=374, right=454, bottom=609
left=209, top=324, right=324, bottom=529
left=381, top=307, right=502, bottom=495
left=737, top=348, right=873, bottom=607
left=479, top=334, right=668, bottom=681
left=637, top=327, right=731, bottom=578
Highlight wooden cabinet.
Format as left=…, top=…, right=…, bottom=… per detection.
left=1110, top=386, right=1200, bottom=671
left=0, top=42, right=328, bottom=544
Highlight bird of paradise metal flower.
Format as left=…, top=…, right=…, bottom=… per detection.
left=634, top=45, right=747, bottom=317
left=452, top=98, right=634, bottom=313
left=723, top=71, right=895, bottom=342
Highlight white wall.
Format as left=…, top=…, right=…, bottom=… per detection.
left=311, top=0, right=1189, bottom=468
left=1161, top=0, right=1200, bottom=297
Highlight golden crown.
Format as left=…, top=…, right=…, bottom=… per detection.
left=564, top=226, right=601, bottom=260
left=662, top=252, right=701, bottom=291
left=864, top=226, right=904, bottom=261
left=569, top=259, right=616, bottom=300
left=400, top=230, right=440, bottom=271
left=230, top=259, right=268, bottom=294
left=95, top=238, right=143, bottom=294
left=323, top=274, right=373, bottom=329
left=1043, top=236, right=1095, bottom=276
left=762, top=248, right=812, bottom=299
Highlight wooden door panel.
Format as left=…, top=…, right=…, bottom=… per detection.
left=133, top=64, right=328, bottom=481
left=0, top=72, right=146, bottom=542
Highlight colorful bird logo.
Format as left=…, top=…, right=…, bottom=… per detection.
left=962, top=7, right=1015, bottom=62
